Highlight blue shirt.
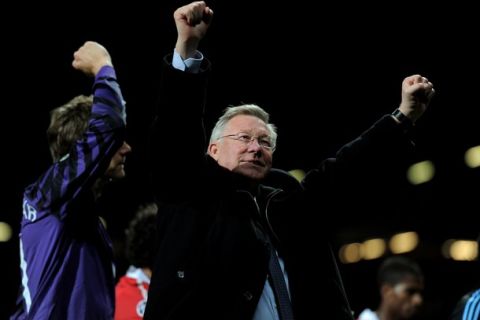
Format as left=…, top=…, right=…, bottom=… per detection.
left=460, top=289, right=480, bottom=320
left=11, top=66, right=126, bottom=320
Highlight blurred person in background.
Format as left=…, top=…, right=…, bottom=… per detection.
left=357, top=256, right=424, bottom=320
left=449, top=235, right=480, bottom=320
left=115, top=203, right=158, bottom=320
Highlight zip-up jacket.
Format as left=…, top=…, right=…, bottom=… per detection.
left=145, top=57, right=415, bottom=320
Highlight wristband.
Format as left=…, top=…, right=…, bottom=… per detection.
left=392, top=109, right=413, bottom=127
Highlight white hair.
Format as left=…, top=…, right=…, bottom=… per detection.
left=209, top=104, right=277, bottom=150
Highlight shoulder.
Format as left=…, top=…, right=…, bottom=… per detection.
left=357, top=308, right=379, bottom=320
left=263, top=168, right=303, bottom=193
left=450, top=289, right=480, bottom=320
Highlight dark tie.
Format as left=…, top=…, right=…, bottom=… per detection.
left=268, top=244, right=295, bottom=320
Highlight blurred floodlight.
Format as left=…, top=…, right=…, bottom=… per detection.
left=0, top=222, right=12, bottom=242
left=407, top=160, right=435, bottom=185
left=288, top=169, right=306, bottom=182
left=449, top=240, right=478, bottom=261
left=362, top=238, right=386, bottom=260
left=339, top=243, right=362, bottom=264
left=389, top=231, right=419, bottom=254
left=465, top=145, right=480, bottom=168
left=441, top=239, right=455, bottom=259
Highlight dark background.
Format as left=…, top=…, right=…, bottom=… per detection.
left=1, top=1, right=479, bottom=319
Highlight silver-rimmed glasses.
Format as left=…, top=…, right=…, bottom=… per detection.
left=219, top=133, right=275, bottom=151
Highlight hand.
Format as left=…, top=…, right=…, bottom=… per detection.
left=398, top=74, right=435, bottom=123
left=72, top=41, right=112, bottom=76
left=174, top=1, right=214, bottom=59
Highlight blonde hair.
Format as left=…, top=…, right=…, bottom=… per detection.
left=47, top=95, right=93, bottom=161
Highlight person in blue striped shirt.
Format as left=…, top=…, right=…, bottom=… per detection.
left=450, top=288, right=480, bottom=320
left=450, top=237, right=480, bottom=320
left=11, top=41, right=131, bottom=320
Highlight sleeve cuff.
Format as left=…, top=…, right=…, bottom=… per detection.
left=172, top=50, right=204, bottom=74
left=95, top=65, right=116, bottom=80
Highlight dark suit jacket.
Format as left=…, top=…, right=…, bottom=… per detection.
left=144, top=57, right=415, bottom=320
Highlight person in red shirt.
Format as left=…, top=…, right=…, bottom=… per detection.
left=115, top=203, right=158, bottom=320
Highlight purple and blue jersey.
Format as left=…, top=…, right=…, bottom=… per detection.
left=11, top=66, right=126, bottom=320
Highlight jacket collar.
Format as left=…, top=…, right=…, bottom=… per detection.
left=204, top=155, right=279, bottom=197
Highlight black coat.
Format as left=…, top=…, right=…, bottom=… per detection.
left=144, top=58, right=414, bottom=320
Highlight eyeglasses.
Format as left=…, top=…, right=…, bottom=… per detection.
left=219, top=133, right=275, bottom=151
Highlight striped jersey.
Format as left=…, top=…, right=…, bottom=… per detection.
left=11, top=65, right=126, bottom=320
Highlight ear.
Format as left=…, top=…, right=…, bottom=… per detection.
left=208, top=142, right=219, bottom=160
left=381, top=283, right=394, bottom=298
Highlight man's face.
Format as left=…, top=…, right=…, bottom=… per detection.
left=105, top=141, right=132, bottom=179
left=208, top=115, right=273, bottom=180
left=385, top=276, right=424, bottom=318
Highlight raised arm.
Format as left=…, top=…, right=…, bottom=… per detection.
left=25, top=42, right=126, bottom=219
left=303, top=74, right=435, bottom=206
left=150, top=2, right=213, bottom=203
left=174, top=1, right=213, bottom=59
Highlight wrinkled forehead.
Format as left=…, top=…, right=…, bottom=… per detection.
left=226, top=115, right=269, bottom=134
